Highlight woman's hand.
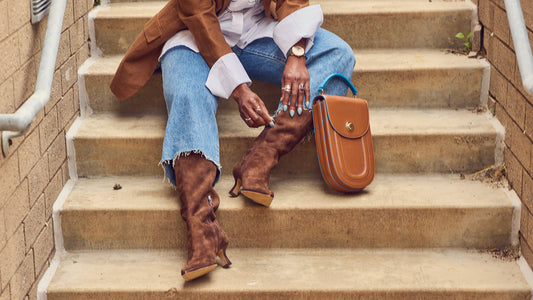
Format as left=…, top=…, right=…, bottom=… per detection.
left=281, top=50, right=310, bottom=117
left=232, top=83, right=274, bottom=128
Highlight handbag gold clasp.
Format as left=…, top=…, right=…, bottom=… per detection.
left=346, top=121, right=354, bottom=132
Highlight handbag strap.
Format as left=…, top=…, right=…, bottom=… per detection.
left=318, top=73, right=358, bottom=96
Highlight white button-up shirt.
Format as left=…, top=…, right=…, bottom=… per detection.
left=160, top=0, right=323, bottom=99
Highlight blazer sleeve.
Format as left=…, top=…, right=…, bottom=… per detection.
left=177, top=0, right=233, bottom=68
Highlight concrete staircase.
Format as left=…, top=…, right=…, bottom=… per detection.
left=41, top=0, right=532, bottom=299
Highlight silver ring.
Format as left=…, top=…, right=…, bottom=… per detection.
left=244, top=118, right=252, bottom=121
left=281, top=85, right=291, bottom=92
left=255, top=106, right=261, bottom=112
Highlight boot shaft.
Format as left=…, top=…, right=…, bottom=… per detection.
left=173, top=154, right=230, bottom=279
left=239, top=110, right=313, bottom=175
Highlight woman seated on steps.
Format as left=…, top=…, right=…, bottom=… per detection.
left=110, top=0, right=355, bottom=282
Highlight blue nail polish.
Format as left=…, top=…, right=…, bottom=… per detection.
left=297, top=107, right=302, bottom=115
left=306, top=101, right=310, bottom=109
left=290, top=110, right=295, bottom=117
left=269, top=122, right=275, bottom=127
left=283, top=105, right=288, bottom=112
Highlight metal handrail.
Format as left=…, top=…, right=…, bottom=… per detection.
left=504, top=0, right=533, bottom=97
left=0, top=0, right=66, bottom=156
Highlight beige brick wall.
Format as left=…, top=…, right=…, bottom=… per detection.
left=0, top=0, right=93, bottom=298
left=477, top=0, right=533, bottom=268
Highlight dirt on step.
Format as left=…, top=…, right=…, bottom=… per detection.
left=461, top=164, right=507, bottom=188
left=481, top=246, right=520, bottom=262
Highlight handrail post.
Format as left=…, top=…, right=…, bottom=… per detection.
left=0, top=0, right=66, bottom=156
left=504, top=0, right=533, bottom=96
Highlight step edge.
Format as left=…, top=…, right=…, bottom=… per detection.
left=45, top=248, right=531, bottom=294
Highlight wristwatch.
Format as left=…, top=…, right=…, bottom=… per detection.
left=287, top=45, right=305, bottom=58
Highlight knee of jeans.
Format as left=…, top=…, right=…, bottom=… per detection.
left=166, top=90, right=209, bottom=114
left=164, top=91, right=182, bottom=113
left=335, top=42, right=356, bottom=77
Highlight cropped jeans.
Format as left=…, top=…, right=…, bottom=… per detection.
left=160, top=28, right=356, bottom=186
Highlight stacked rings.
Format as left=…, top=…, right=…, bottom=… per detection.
left=282, top=84, right=306, bottom=92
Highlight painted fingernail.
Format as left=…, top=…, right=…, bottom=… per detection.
left=269, top=122, right=275, bottom=127
left=306, top=101, right=310, bottom=109
left=290, top=110, right=295, bottom=117
left=283, top=105, right=288, bottom=112
left=298, top=107, right=302, bottom=115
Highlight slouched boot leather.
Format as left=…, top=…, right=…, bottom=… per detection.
left=229, top=110, right=313, bottom=207
left=174, top=153, right=231, bottom=281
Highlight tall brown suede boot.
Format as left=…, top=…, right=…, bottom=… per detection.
left=229, top=109, right=313, bottom=207
left=174, top=153, right=231, bottom=281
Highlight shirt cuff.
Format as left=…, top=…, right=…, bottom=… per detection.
left=205, top=53, right=251, bottom=99
left=273, top=5, right=324, bottom=58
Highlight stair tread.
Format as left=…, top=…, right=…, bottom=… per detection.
left=92, top=0, right=472, bottom=54
left=72, top=109, right=498, bottom=175
left=94, top=0, right=471, bottom=19
left=82, top=50, right=487, bottom=112
left=65, top=174, right=511, bottom=211
left=85, top=48, right=485, bottom=75
left=47, top=248, right=529, bottom=296
left=60, top=174, right=516, bottom=250
left=319, top=0, right=472, bottom=14
left=354, top=49, right=486, bottom=71
left=76, top=109, right=496, bottom=139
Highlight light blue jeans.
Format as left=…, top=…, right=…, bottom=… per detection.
left=160, top=28, right=355, bottom=186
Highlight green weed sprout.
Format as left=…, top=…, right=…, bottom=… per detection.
left=455, top=32, right=473, bottom=53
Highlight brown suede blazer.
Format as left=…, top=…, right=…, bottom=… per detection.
left=110, top=0, right=309, bottom=100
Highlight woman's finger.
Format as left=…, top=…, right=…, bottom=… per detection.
left=304, top=81, right=311, bottom=109
left=297, top=83, right=306, bottom=115
left=280, top=81, right=290, bottom=112
left=241, top=113, right=254, bottom=127
left=289, top=82, right=299, bottom=117
left=245, top=103, right=265, bottom=128
left=255, top=99, right=274, bottom=127
left=239, top=100, right=259, bottom=128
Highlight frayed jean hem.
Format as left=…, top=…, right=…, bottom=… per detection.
left=159, top=150, right=221, bottom=187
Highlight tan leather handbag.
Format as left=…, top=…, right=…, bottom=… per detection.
left=312, top=73, right=375, bottom=192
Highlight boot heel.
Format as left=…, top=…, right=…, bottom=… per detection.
left=181, top=264, right=217, bottom=282
left=241, top=190, right=273, bottom=207
left=229, top=177, right=242, bottom=197
left=217, top=248, right=232, bottom=268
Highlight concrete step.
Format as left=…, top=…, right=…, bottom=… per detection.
left=72, top=109, right=498, bottom=177
left=80, top=50, right=488, bottom=114
left=90, top=0, right=471, bottom=55
left=60, top=174, right=516, bottom=250
left=46, top=248, right=529, bottom=299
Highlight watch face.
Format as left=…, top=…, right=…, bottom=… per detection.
left=292, top=46, right=305, bottom=56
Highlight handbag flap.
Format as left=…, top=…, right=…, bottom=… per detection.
left=323, top=95, right=369, bottom=139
